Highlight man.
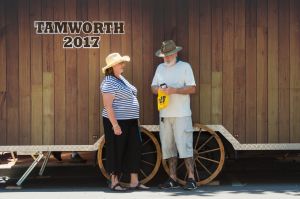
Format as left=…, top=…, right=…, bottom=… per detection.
left=151, top=40, right=197, bottom=190
left=52, top=151, right=86, bottom=163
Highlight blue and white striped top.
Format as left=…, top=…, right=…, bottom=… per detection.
left=100, top=75, right=139, bottom=120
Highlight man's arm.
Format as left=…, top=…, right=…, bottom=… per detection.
left=151, top=86, right=159, bottom=95
left=161, top=85, right=196, bottom=95
left=175, top=86, right=196, bottom=94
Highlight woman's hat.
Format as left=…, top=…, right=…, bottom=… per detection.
left=102, top=53, right=130, bottom=73
left=155, top=40, right=182, bottom=57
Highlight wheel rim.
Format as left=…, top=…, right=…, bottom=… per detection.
left=162, top=124, right=225, bottom=185
left=97, top=127, right=161, bottom=185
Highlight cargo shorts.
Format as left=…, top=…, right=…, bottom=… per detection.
left=159, top=116, right=194, bottom=159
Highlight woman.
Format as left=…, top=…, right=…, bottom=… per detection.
left=100, top=52, right=148, bottom=191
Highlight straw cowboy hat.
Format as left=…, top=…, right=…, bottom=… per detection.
left=102, top=52, right=130, bottom=73
left=155, top=40, right=182, bottom=57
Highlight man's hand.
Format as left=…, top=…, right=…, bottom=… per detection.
left=151, top=86, right=159, bottom=95
left=160, top=87, right=177, bottom=95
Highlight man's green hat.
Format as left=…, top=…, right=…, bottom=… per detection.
left=155, top=40, right=182, bottom=57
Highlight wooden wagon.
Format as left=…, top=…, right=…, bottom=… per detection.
left=1, top=0, right=300, bottom=187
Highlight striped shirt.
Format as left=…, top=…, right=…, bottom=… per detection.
left=101, top=75, right=139, bottom=120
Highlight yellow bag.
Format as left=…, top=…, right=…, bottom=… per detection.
left=157, top=89, right=169, bottom=111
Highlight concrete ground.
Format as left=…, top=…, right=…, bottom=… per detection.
left=1, top=152, right=300, bottom=198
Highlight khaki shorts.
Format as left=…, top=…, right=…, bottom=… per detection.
left=159, top=116, right=194, bottom=159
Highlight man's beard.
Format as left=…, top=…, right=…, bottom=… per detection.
left=164, top=58, right=176, bottom=66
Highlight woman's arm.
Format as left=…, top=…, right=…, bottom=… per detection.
left=102, top=93, right=122, bottom=135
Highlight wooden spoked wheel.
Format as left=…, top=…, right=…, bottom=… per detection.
left=97, top=127, right=161, bottom=185
left=162, top=123, right=225, bottom=186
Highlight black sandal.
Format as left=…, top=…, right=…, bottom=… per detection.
left=183, top=178, right=197, bottom=190
left=110, top=183, right=127, bottom=192
left=129, top=182, right=149, bottom=190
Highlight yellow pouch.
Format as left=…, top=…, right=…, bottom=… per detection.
left=157, top=89, right=169, bottom=111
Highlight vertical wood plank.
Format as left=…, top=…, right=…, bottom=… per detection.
left=268, top=0, right=279, bottom=143
left=290, top=0, right=300, bottom=143
left=42, top=0, right=54, bottom=145
left=234, top=0, right=246, bottom=143
left=256, top=0, right=268, bottom=143
left=88, top=0, right=100, bottom=144
left=131, top=0, right=143, bottom=123
left=110, top=0, right=121, bottom=52
left=153, top=0, right=164, bottom=68
left=6, top=0, right=19, bottom=145
left=222, top=0, right=234, bottom=134
left=189, top=0, right=200, bottom=123
left=245, top=0, right=257, bottom=143
left=77, top=0, right=89, bottom=144
left=0, top=92, right=5, bottom=145
left=142, top=0, right=155, bottom=124
left=164, top=0, right=177, bottom=40
left=278, top=0, right=290, bottom=143
left=176, top=0, right=188, bottom=61
left=65, top=0, right=77, bottom=144
left=0, top=0, right=7, bottom=145
left=43, top=72, right=54, bottom=145
left=152, top=0, right=164, bottom=124
left=121, top=0, right=132, bottom=82
left=99, top=0, right=111, bottom=135
left=53, top=0, right=66, bottom=144
left=30, top=0, right=43, bottom=145
left=199, top=0, right=212, bottom=124
left=211, top=0, right=223, bottom=124
left=19, top=0, right=31, bottom=145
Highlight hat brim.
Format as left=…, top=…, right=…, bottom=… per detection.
left=102, top=56, right=130, bottom=74
left=155, top=46, right=182, bottom=57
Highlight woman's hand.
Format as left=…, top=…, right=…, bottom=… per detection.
left=113, top=124, right=122, bottom=135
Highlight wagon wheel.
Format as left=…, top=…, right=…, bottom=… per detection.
left=162, top=123, right=225, bottom=186
left=97, top=127, right=161, bottom=185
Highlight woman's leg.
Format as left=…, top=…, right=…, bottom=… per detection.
left=129, top=172, right=149, bottom=189
left=125, top=119, right=149, bottom=188
left=130, top=173, right=139, bottom=186
left=103, top=117, right=127, bottom=189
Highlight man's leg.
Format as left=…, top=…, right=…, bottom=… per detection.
left=160, top=118, right=178, bottom=180
left=183, top=157, right=197, bottom=190
left=174, top=116, right=194, bottom=179
left=70, top=151, right=86, bottom=163
left=168, top=156, right=178, bottom=181
left=173, top=117, right=197, bottom=189
left=158, top=156, right=180, bottom=189
left=52, top=152, right=62, bottom=161
left=158, top=118, right=180, bottom=189
left=184, top=157, right=195, bottom=179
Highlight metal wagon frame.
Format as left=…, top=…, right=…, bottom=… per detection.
left=1, top=123, right=300, bottom=187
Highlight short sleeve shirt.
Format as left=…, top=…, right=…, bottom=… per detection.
left=101, top=75, right=139, bottom=120
left=151, top=61, right=196, bottom=117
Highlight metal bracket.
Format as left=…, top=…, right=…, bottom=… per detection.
left=10, top=151, right=17, bottom=162
left=16, top=152, right=44, bottom=186
left=39, top=151, right=51, bottom=176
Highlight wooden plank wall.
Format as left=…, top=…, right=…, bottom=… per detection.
left=0, top=0, right=300, bottom=145
left=0, top=0, right=7, bottom=145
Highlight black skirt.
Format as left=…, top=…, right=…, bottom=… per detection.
left=102, top=117, right=141, bottom=175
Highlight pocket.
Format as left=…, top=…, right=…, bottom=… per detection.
left=184, top=117, right=194, bottom=133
